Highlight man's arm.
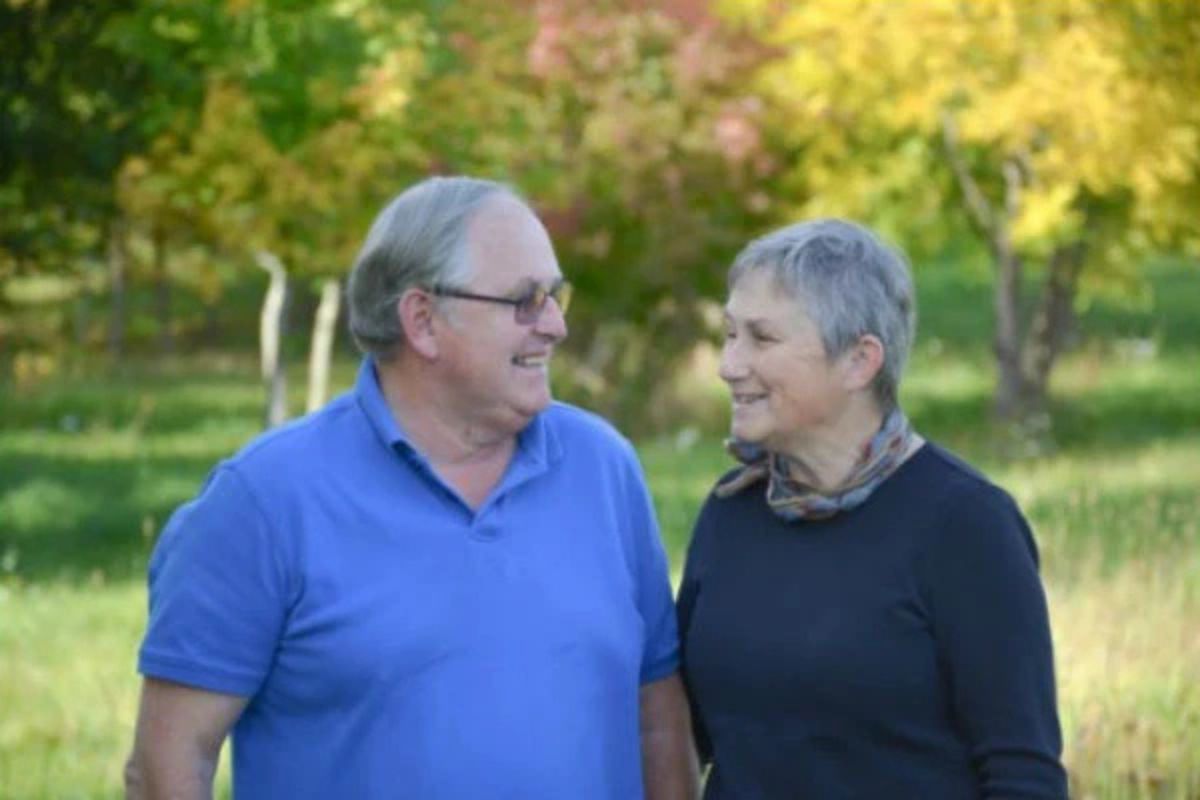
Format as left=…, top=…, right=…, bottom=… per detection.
left=640, top=673, right=701, bottom=800
left=125, top=678, right=248, bottom=800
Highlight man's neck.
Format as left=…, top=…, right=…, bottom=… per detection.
left=375, top=358, right=514, bottom=467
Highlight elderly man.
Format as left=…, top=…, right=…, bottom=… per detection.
left=125, top=176, right=698, bottom=799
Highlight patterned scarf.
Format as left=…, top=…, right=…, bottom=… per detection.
left=715, top=407, right=917, bottom=521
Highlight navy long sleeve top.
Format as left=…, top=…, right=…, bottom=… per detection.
left=677, top=443, right=1068, bottom=799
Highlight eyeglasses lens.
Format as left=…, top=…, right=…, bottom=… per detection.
left=515, top=282, right=571, bottom=324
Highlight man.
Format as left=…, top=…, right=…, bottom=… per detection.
left=125, top=176, right=699, bottom=799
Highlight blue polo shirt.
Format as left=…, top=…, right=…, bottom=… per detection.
left=139, top=359, right=679, bottom=799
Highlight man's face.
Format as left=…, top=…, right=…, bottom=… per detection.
left=434, top=196, right=569, bottom=437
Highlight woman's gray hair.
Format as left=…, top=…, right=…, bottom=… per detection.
left=347, top=175, right=519, bottom=360
left=728, top=218, right=917, bottom=409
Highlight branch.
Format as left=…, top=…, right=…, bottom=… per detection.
left=940, top=111, right=996, bottom=238
left=1002, top=157, right=1023, bottom=225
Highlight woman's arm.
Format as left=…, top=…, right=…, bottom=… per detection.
left=920, top=483, right=1069, bottom=799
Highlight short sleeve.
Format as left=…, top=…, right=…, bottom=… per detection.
left=138, top=465, right=294, bottom=697
left=918, top=482, right=1068, bottom=798
left=619, top=444, right=681, bottom=684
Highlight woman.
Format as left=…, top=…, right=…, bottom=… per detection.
left=677, top=219, right=1068, bottom=798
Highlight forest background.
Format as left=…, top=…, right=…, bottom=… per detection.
left=2, top=0, right=1198, bottom=797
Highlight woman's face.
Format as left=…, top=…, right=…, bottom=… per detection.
left=719, top=270, right=851, bottom=454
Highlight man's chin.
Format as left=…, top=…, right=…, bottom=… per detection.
left=501, top=392, right=552, bottom=431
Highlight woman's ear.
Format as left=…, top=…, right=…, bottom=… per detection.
left=397, top=288, right=439, bottom=360
left=842, top=334, right=885, bottom=392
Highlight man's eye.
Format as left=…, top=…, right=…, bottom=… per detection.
left=518, top=288, right=545, bottom=310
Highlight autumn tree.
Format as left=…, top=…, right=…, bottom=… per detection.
left=407, top=0, right=777, bottom=428
left=721, top=0, right=1200, bottom=424
left=115, top=1, right=430, bottom=423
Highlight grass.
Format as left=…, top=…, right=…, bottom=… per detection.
left=2, top=261, right=1198, bottom=798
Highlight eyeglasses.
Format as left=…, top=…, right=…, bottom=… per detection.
left=430, top=279, right=572, bottom=325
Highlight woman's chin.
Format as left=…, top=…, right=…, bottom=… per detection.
left=729, top=421, right=766, bottom=445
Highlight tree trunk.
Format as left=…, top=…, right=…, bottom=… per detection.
left=256, top=251, right=289, bottom=428
left=306, top=278, right=341, bottom=414
left=107, top=219, right=127, bottom=360
left=992, top=243, right=1027, bottom=420
left=202, top=302, right=221, bottom=348
left=941, top=114, right=1034, bottom=422
left=1020, top=240, right=1086, bottom=410
left=152, top=227, right=174, bottom=356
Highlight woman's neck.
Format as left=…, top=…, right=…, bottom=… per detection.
left=777, top=402, right=886, bottom=493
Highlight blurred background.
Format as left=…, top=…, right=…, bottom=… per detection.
left=1, top=0, right=1198, bottom=797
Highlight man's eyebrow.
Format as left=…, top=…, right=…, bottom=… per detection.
left=515, top=276, right=563, bottom=291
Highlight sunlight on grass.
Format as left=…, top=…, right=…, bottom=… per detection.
left=0, top=579, right=234, bottom=799
left=1, top=260, right=1197, bottom=797
left=0, top=478, right=88, bottom=536
left=1052, top=552, right=1200, bottom=798
left=0, top=581, right=143, bottom=799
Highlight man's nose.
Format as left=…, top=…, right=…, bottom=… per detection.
left=535, top=296, right=568, bottom=342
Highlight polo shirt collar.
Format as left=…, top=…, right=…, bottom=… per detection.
left=355, top=356, right=412, bottom=451
left=353, top=356, right=562, bottom=475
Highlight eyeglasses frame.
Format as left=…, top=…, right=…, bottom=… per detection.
left=429, top=279, right=572, bottom=325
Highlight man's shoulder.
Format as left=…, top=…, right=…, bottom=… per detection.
left=224, top=392, right=362, bottom=483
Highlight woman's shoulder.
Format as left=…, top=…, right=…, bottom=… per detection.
left=906, top=441, right=1038, bottom=567
left=686, top=465, right=773, bottom=550
left=907, top=441, right=1019, bottom=511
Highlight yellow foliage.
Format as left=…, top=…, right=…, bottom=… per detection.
left=1011, top=184, right=1080, bottom=251
left=722, top=0, right=1200, bottom=270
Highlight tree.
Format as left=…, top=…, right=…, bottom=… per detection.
left=0, top=0, right=215, bottom=359
left=114, top=1, right=432, bottom=422
left=719, top=0, right=1200, bottom=424
left=405, top=0, right=778, bottom=429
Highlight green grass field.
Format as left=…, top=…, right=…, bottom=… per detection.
left=2, top=262, right=1198, bottom=798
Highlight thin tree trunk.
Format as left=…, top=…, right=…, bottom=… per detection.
left=989, top=159, right=1030, bottom=420
left=107, top=219, right=127, bottom=360
left=306, top=278, right=341, bottom=413
left=153, top=227, right=173, bottom=356
left=942, top=114, right=1031, bottom=420
left=256, top=251, right=289, bottom=428
left=1021, top=240, right=1086, bottom=408
left=202, top=302, right=221, bottom=348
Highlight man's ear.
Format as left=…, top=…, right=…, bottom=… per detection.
left=397, top=287, right=439, bottom=360
left=841, top=334, right=885, bottom=392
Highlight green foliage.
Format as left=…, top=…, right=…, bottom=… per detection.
left=5, top=0, right=1196, bottom=430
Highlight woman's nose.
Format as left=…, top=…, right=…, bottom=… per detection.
left=718, top=340, right=744, bottom=383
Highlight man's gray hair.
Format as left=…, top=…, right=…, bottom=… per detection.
left=347, top=175, right=519, bottom=360
left=728, top=218, right=917, bottom=409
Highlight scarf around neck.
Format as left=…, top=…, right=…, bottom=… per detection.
left=715, top=407, right=917, bottom=522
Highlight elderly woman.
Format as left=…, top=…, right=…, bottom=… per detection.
left=676, top=219, right=1068, bottom=798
